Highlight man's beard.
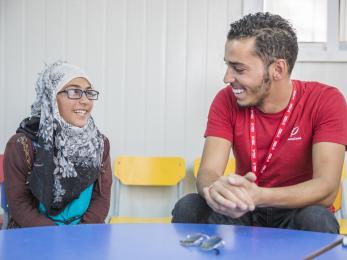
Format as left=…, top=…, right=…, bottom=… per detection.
left=237, top=71, right=271, bottom=108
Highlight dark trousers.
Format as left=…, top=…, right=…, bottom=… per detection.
left=172, top=193, right=339, bottom=234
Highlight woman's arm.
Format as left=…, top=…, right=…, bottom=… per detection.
left=80, top=136, right=112, bottom=223
left=4, top=134, right=55, bottom=227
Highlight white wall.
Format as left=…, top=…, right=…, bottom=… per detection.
left=1, top=0, right=346, bottom=218
left=293, top=62, right=347, bottom=98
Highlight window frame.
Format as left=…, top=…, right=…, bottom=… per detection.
left=243, top=0, right=347, bottom=62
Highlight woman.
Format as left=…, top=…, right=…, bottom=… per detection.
left=3, top=61, right=112, bottom=227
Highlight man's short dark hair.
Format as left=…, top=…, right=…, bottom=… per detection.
left=227, top=12, right=298, bottom=74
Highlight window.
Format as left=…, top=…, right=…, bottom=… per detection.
left=340, top=0, right=347, bottom=42
left=264, top=0, right=327, bottom=42
left=243, top=0, right=347, bottom=61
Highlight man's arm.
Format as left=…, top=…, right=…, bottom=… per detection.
left=233, top=142, right=345, bottom=208
left=197, top=136, right=255, bottom=217
left=196, top=136, right=231, bottom=195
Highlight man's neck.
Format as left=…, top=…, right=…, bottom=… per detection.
left=257, top=80, right=293, bottom=114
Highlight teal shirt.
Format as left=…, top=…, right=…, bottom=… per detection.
left=39, top=184, right=94, bottom=225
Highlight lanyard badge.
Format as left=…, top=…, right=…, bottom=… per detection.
left=250, top=84, right=297, bottom=184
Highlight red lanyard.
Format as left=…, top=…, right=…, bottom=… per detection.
left=250, top=84, right=297, bottom=184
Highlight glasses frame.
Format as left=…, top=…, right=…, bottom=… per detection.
left=57, top=87, right=99, bottom=100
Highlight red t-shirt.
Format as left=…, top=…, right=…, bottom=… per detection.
left=205, top=80, right=347, bottom=187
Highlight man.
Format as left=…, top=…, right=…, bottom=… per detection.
left=172, top=12, right=347, bottom=233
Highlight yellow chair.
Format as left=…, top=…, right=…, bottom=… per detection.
left=193, top=157, right=235, bottom=178
left=109, top=156, right=186, bottom=224
left=334, top=162, right=347, bottom=234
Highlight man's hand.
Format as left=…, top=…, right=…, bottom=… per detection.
left=203, top=175, right=255, bottom=218
left=227, top=172, right=260, bottom=205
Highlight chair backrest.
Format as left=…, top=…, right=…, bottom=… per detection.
left=113, top=156, right=186, bottom=216
left=332, top=162, right=346, bottom=212
left=193, top=157, right=235, bottom=178
left=115, top=156, right=186, bottom=186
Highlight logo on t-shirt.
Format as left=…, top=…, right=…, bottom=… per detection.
left=288, top=126, right=302, bottom=141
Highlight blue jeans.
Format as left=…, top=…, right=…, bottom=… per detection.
left=172, top=193, right=339, bottom=234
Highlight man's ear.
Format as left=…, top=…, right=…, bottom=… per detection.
left=271, top=59, right=288, bottom=80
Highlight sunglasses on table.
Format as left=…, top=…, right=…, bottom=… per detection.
left=57, top=87, right=99, bottom=100
left=180, top=233, right=225, bottom=255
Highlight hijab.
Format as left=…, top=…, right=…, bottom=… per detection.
left=17, top=61, right=104, bottom=215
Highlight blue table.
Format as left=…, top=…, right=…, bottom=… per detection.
left=315, top=240, right=347, bottom=259
left=0, top=223, right=343, bottom=259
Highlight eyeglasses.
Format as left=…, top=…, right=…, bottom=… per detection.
left=57, top=88, right=99, bottom=100
left=180, top=233, right=225, bottom=255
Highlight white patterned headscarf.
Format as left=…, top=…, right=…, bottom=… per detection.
left=18, top=61, right=104, bottom=215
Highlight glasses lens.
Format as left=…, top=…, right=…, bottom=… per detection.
left=67, top=89, right=82, bottom=99
left=85, top=90, right=99, bottom=100
left=199, top=236, right=225, bottom=251
left=180, top=233, right=209, bottom=247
